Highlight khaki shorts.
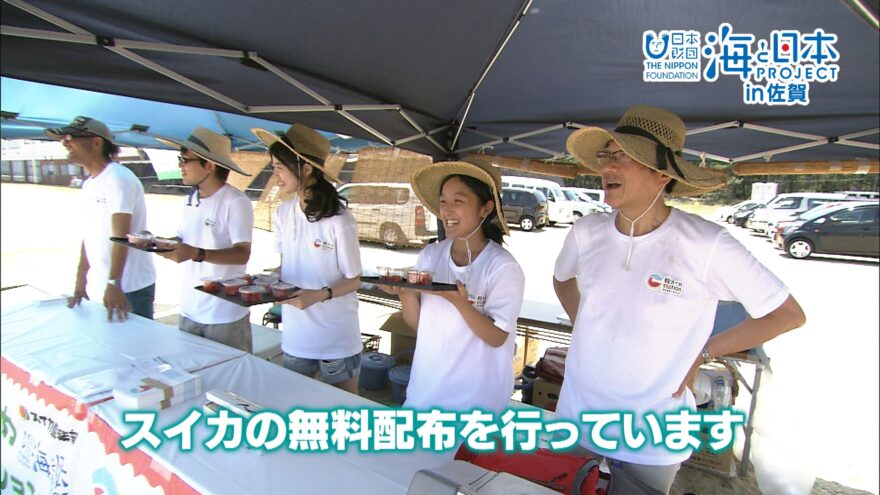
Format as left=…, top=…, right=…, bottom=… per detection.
left=179, top=314, right=252, bottom=353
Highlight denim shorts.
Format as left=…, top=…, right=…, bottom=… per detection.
left=283, top=352, right=361, bottom=385
left=125, top=283, right=155, bottom=320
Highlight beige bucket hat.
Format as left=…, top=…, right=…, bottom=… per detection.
left=410, top=157, right=509, bottom=235
left=252, top=123, right=339, bottom=182
left=566, top=105, right=727, bottom=196
left=156, top=127, right=251, bottom=176
left=45, top=116, right=115, bottom=143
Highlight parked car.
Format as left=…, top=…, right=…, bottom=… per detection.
left=500, top=187, right=548, bottom=232
left=732, top=203, right=762, bottom=227
left=577, top=188, right=606, bottom=205
left=772, top=201, right=852, bottom=247
left=781, top=202, right=879, bottom=259
left=715, top=200, right=762, bottom=223
left=560, top=188, right=607, bottom=218
left=766, top=197, right=862, bottom=238
left=840, top=190, right=880, bottom=201
left=562, top=187, right=611, bottom=212
left=501, top=176, right=573, bottom=225
left=747, top=192, right=848, bottom=235
left=336, top=182, right=437, bottom=249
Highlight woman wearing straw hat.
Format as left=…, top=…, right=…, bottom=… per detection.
left=253, top=124, right=363, bottom=394
left=154, top=127, right=255, bottom=352
left=380, top=158, right=525, bottom=413
left=553, top=105, right=806, bottom=492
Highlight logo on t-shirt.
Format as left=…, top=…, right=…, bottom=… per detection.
left=313, top=238, right=335, bottom=252
left=646, top=273, right=683, bottom=296
left=204, top=219, right=217, bottom=228
left=467, top=293, right=486, bottom=311
left=95, top=195, right=107, bottom=204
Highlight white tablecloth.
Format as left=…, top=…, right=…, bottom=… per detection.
left=1, top=286, right=454, bottom=494
left=92, top=354, right=454, bottom=494
left=1, top=292, right=244, bottom=400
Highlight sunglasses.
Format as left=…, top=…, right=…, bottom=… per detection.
left=178, top=155, right=205, bottom=165
left=62, top=132, right=96, bottom=142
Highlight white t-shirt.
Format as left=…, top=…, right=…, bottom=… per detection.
left=404, top=239, right=525, bottom=413
left=553, top=208, right=789, bottom=465
left=274, top=199, right=362, bottom=359
left=81, top=162, right=156, bottom=294
left=177, top=184, right=254, bottom=324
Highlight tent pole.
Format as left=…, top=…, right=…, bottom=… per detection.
left=450, top=0, right=534, bottom=151
left=5, top=0, right=249, bottom=113
left=109, top=49, right=248, bottom=112
left=681, top=148, right=731, bottom=163
left=733, top=140, right=833, bottom=163
left=837, top=129, right=880, bottom=150
left=248, top=54, right=393, bottom=145
left=742, top=122, right=827, bottom=141
left=397, top=110, right=448, bottom=155
left=686, top=121, right=741, bottom=136
left=0, top=25, right=92, bottom=44
left=248, top=104, right=401, bottom=114
left=395, top=126, right=450, bottom=146
left=460, top=127, right=561, bottom=157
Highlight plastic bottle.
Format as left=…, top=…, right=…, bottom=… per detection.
left=712, top=376, right=731, bottom=410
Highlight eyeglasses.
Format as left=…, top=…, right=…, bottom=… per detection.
left=595, top=150, right=634, bottom=165
left=178, top=155, right=204, bottom=165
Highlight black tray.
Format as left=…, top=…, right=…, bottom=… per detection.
left=194, top=285, right=299, bottom=307
left=110, top=236, right=175, bottom=253
left=360, top=276, right=458, bottom=291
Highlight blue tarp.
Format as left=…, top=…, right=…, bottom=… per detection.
left=0, top=77, right=381, bottom=153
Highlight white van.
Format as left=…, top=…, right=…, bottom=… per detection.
left=747, top=192, right=849, bottom=235
left=561, top=187, right=611, bottom=217
left=501, top=176, right=574, bottom=225
left=576, top=188, right=606, bottom=205
left=563, top=187, right=611, bottom=212
left=337, top=182, right=437, bottom=249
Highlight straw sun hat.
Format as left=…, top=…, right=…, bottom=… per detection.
left=252, top=123, right=339, bottom=182
left=156, top=127, right=251, bottom=176
left=410, top=157, right=510, bottom=235
left=566, top=105, right=727, bottom=196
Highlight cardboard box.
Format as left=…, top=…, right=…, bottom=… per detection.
left=381, top=311, right=416, bottom=363
left=686, top=428, right=736, bottom=477
left=532, top=377, right=562, bottom=411
left=382, top=312, right=541, bottom=373
left=511, top=336, right=540, bottom=379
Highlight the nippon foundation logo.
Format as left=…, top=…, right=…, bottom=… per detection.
left=643, top=23, right=839, bottom=106
left=643, top=30, right=702, bottom=82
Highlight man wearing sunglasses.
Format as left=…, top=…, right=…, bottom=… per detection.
left=45, top=116, right=157, bottom=322
left=153, top=127, right=255, bottom=353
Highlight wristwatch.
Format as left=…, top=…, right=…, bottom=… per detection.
left=107, top=278, right=122, bottom=287
left=194, top=248, right=207, bottom=263
left=700, top=348, right=713, bottom=365
left=323, top=286, right=333, bottom=301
